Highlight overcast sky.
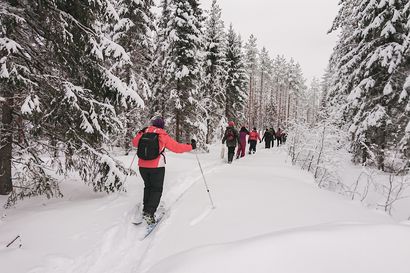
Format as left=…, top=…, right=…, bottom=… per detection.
left=199, top=0, right=341, bottom=84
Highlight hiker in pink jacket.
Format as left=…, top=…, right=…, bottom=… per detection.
left=236, top=126, right=249, bottom=158
left=132, top=117, right=196, bottom=224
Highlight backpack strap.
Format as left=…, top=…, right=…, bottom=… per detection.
left=154, top=128, right=167, bottom=163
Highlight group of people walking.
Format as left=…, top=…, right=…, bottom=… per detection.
left=131, top=117, right=287, bottom=225
left=222, top=121, right=287, bottom=164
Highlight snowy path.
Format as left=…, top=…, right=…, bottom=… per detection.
left=140, top=147, right=410, bottom=273
left=1, top=145, right=410, bottom=273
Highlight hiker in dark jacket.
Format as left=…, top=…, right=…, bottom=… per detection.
left=222, top=121, right=240, bottom=163
left=261, top=128, right=273, bottom=149
left=282, top=131, right=287, bottom=144
left=276, top=127, right=283, bottom=146
left=269, top=128, right=276, bottom=147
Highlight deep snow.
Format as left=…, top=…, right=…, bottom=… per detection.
left=1, top=145, right=409, bottom=273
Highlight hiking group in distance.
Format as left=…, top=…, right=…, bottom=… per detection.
left=131, top=117, right=287, bottom=228
left=222, top=121, right=287, bottom=164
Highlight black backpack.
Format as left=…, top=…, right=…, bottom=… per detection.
left=226, top=128, right=235, bottom=141
left=137, top=131, right=162, bottom=160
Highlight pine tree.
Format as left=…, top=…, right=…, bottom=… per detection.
left=257, top=47, right=271, bottom=129
left=306, top=78, right=321, bottom=125
left=156, top=0, right=205, bottom=142
left=110, top=0, right=156, bottom=153
left=0, top=0, right=144, bottom=202
left=225, top=25, right=247, bottom=124
left=286, top=60, right=305, bottom=125
left=327, top=0, right=410, bottom=169
left=271, top=55, right=288, bottom=127
left=244, top=34, right=259, bottom=128
left=151, top=0, right=174, bottom=120
left=201, top=0, right=227, bottom=143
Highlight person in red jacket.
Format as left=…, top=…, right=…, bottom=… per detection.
left=132, top=117, right=196, bottom=224
left=248, top=127, right=261, bottom=154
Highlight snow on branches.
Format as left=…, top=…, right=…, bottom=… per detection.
left=324, top=0, right=410, bottom=170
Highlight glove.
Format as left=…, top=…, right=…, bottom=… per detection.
left=191, top=139, right=197, bottom=150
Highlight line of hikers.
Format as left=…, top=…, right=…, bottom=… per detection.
left=222, top=121, right=287, bottom=164
left=132, top=117, right=287, bottom=225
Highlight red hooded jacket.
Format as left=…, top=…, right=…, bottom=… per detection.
left=249, top=130, right=261, bottom=141
left=132, top=126, right=192, bottom=168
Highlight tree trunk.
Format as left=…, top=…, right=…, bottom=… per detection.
left=206, top=119, right=211, bottom=144
left=175, top=109, right=180, bottom=142
left=286, top=92, right=291, bottom=126
left=259, top=70, right=264, bottom=129
left=0, top=94, right=13, bottom=195
left=277, top=86, right=282, bottom=128
left=248, top=76, right=253, bottom=128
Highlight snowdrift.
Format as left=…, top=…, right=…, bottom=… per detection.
left=147, top=223, right=410, bottom=273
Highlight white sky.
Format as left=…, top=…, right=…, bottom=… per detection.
left=199, top=0, right=340, bottom=84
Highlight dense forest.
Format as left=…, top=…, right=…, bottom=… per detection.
left=1, top=0, right=409, bottom=205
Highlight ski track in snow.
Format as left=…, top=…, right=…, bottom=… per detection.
left=3, top=151, right=225, bottom=273
left=189, top=206, right=214, bottom=226
left=1, top=145, right=409, bottom=273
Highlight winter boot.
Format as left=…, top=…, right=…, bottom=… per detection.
left=143, top=212, right=156, bottom=225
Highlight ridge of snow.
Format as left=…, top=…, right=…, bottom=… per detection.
left=147, top=223, right=410, bottom=273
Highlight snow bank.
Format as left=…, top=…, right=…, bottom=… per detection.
left=147, top=223, right=410, bottom=273
left=0, top=146, right=406, bottom=273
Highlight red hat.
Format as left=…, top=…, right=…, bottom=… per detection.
left=228, top=121, right=235, bottom=127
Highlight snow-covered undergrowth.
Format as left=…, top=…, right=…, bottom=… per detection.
left=1, top=145, right=410, bottom=273
left=287, top=123, right=410, bottom=220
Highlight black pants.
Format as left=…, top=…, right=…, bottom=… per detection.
left=139, top=167, right=165, bottom=215
left=249, top=140, right=257, bottom=153
left=265, top=140, right=271, bottom=149
left=227, top=146, right=235, bottom=163
left=277, top=137, right=282, bottom=146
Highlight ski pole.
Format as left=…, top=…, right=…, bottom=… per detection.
left=195, top=153, right=216, bottom=209
left=122, top=150, right=138, bottom=190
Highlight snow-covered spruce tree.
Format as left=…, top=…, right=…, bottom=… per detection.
left=401, top=74, right=410, bottom=157
left=327, top=0, right=410, bottom=170
left=108, top=0, right=156, bottom=153
left=319, top=64, right=335, bottom=119
left=285, top=59, right=305, bottom=126
left=306, top=77, right=321, bottom=125
left=150, top=0, right=173, bottom=120
left=201, top=0, right=227, bottom=143
left=225, top=24, right=247, bottom=125
left=271, top=55, right=289, bottom=127
left=158, top=0, right=205, bottom=142
left=244, top=34, right=259, bottom=128
left=322, top=0, right=361, bottom=125
left=257, top=47, right=272, bottom=129
left=0, top=0, right=143, bottom=203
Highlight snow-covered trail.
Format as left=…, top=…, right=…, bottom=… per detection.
left=0, top=147, right=224, bottom=273
left=1, top=145, right=409, bottom=273
left=139, top=147, right=405, bottom=272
